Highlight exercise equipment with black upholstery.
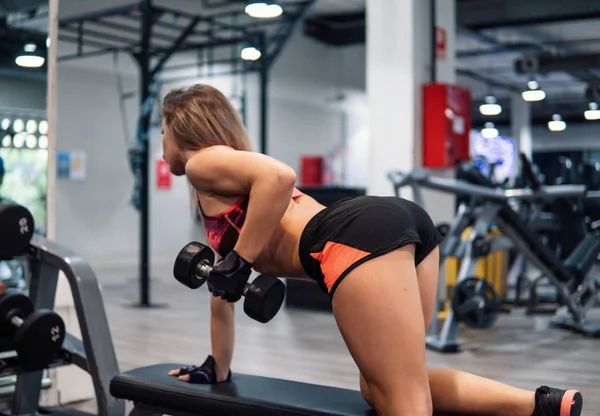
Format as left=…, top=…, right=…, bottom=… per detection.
left=174, top=242, right=285, bottom=323
left=110, top=363, right=375, bottom=416
left=0, top=291, right=65, bottom=371
left=0, top=201, right=34, bottom=260
left=451, top=277, right=501, bottom=329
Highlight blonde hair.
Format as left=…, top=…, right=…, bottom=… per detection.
left=162, top=83, right=253, bottom=151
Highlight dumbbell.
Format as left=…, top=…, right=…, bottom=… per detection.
left=0, top=291, right=65, bottom=372
left=173, top=242, right=285, bottom=323
left=0, top=201, right=34, bottom=260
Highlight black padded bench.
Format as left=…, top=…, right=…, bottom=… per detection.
left=110, top=364, right=375, bottom=416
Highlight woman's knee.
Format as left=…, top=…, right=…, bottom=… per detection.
left=362, top=376, right=433, bottom=416
left=359, top=374, right=374, bottom=407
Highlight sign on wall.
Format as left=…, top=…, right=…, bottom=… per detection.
left=56, top=150, right=86, bottom=181
left=435, top=26, right=447, bottom=61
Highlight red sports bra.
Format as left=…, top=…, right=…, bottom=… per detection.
left=196, top=188, right=305, bottom=257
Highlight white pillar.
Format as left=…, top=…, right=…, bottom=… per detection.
left=435, top=0, right=456, bottom=84
left=366, top=0, right=420, bottom=197
left=511, top=93, right=532, bottom=160
left=366, top=0, right=457, bottom=225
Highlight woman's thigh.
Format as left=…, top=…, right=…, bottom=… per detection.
left=416, top=246, right=440, bottom=331
left=331, top=245, right=431, bottom=412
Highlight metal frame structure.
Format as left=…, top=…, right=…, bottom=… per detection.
left=57, top=0, right=315, bottom=307
left=388, top=168, right=600, bottom=352
left=7, top=234, right=123, bottom=415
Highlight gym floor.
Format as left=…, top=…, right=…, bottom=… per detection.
left=71, top=263, right=600, bottom=415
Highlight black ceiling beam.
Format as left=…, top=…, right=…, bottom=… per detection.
left=59, top=1, right=142, bottom=26
left=60, top=24, right=139, bottom=46
left=86, top=17, right=177, bottom=44
left=152, top=5, right=249, bottom=36
left=57, top=46, right=122, bottom=62
left=464, top=11, right=600, bottom=30
left=515, top=53, right=600, bottom=75
left=303, top=11, right=365, bottom=46
left=456, top=68, right=521, bottom=93
left=150, top=17, right=200, bottom=76
left=57, top=33, right=133, bottom=52
left=266, top=0, right=316, bottom=67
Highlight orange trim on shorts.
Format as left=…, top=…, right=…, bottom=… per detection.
left=310, top=241, right=371, bottom=292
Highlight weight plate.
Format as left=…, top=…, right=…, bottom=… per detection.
left=15, top=310, right=65, bottom=372
left=451, top=277, right=500, bottom=329
left=243, top=274, right=285, bottom=323
left=173, top=242, right=214, bottom=289
left=0, top=202, right=34, bottom=260
left=0, top=292, right=34, bottom=339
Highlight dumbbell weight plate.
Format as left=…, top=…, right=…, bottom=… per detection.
left=14, top=310, right=65, bottom=372
left=0, top=292, right=34, bottom=339
left=173, top=242, right=215, bottom=289
left=451, top=277, right=500, bottom=329
left=0, top=202, right=35, bottom=261
left=243, top=274, right=285, bottom=323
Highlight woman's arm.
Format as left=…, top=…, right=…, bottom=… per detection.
left=186, top=146, right=297, bottom=263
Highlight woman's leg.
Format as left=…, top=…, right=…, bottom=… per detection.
left=415, top=249, right=580, bottom=416
left=351, top=246, right=580, bottom=416
left=332, top=244, right=433, bottom=416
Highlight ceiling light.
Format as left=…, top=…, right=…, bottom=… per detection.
left=24, top=43, right=37, bottom=53
left=245, top=1, right=283, bottom=18
left=481, top=122, right=499, bottom=139
left=16, top=55, right=45, bottom=68
left=13, top=119, right=24, bottom=133
left=241, top=46, right=262, bottom=61
left=26, top=120, right=37, bottom=134
left=39, top=135, right=48, bottom=149
left=522, top=80, right=546, bottom=102
left=25, top=135, right=37, bottom=149
left=13, top=133, right=26, bottom=148
left=2, top=135, right=11, bottom=147
left=39, top=120, right=48, bottom=135
left=1, top=118, right=10, bottom=131
left=548, top=114, right=566, bottom=132
left=522, top=90, right=546, bottom=102
left=584, top=102, right=600, bottom=120
left=479, top=95, right=502, bottom=116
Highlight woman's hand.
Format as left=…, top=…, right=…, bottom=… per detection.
left=185, top=146, right=297, bottom=263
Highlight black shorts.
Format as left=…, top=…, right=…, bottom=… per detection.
left=298, top=196, right=443, bottom=297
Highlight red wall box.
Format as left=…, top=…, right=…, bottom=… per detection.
left=300, top=155, right=324, bottom=187
left=422, top=83, right=472, bottom=168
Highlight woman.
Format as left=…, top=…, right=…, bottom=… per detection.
left=163, top=84, right=582, bottom=416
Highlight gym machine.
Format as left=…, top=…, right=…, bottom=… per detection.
left=388, top=159, right=600, bottom=353
left=0, top=200, right=124, bottom=415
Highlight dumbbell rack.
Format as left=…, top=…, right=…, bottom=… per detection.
left=0, top=234, right=124, bottom=416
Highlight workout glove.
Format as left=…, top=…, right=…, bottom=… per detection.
left=207, top=250, right=252, bottom=302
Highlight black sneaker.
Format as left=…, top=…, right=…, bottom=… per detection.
left=533, top=386, right=583, bottom=416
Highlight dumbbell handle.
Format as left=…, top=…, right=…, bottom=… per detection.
left=195, top=262, right=251, bottom=296
left=10, top=315, right=23, bottom=328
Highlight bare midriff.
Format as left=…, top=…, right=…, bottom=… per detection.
left=198, top=193, right=326, bottom=279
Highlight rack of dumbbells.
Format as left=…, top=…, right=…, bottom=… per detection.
left=0, top=200, right=124, bottom=416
